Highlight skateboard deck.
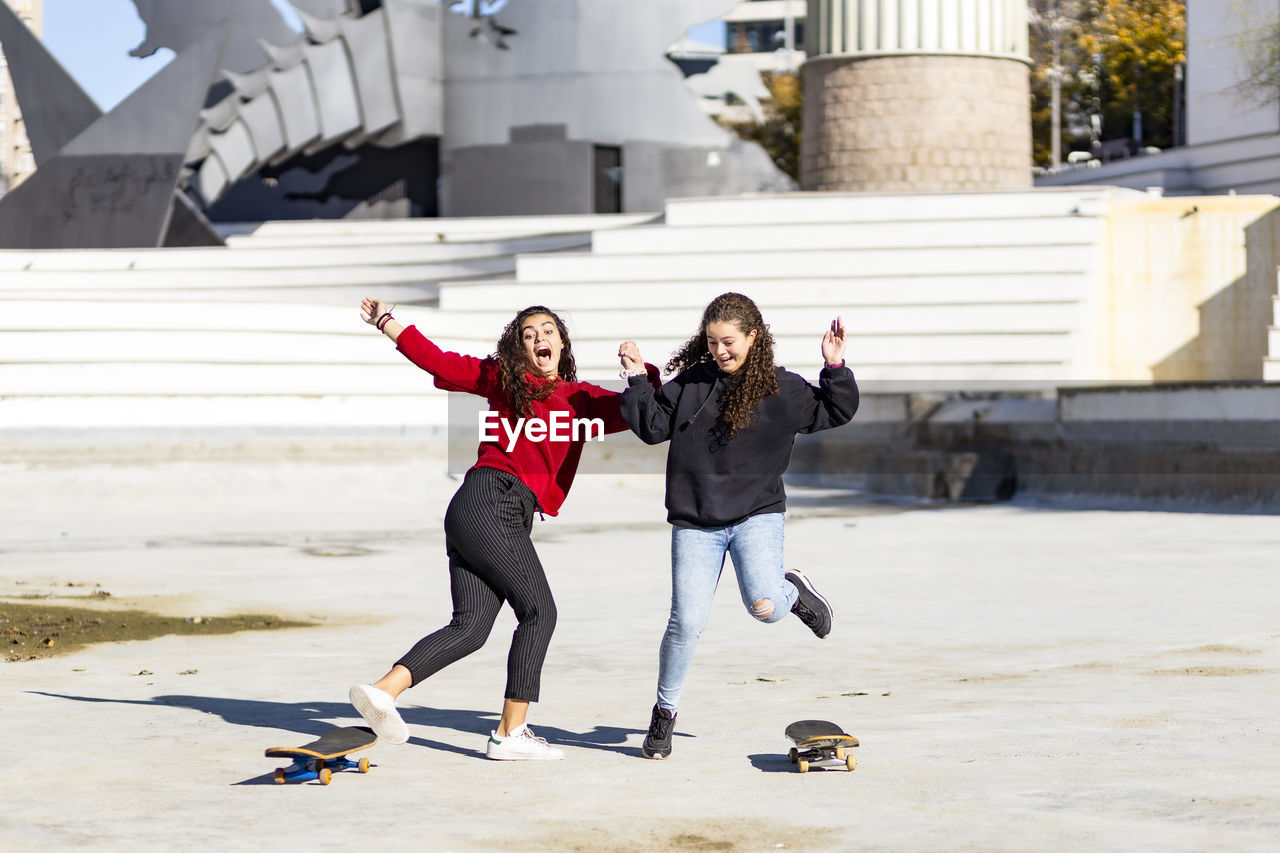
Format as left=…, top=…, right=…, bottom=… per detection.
left=265, top=726, right=377, bottom=785
left=784, top=719, right=858, bottom=773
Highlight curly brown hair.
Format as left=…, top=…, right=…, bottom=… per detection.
left=494, top=306, right=577, bottom=417
left=667, top=292, right=778, bottom=437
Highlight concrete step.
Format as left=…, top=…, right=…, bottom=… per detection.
left=439, top=275, right=1089, bottom=312
left=0, top=330, right=490, bottom=365
left=442, top=303, right=1081, bottom=342
left=1194, top=157, right=1280, bottom=195
left=220, top=212, right=657, bottom=246
left=0, top=394, right=448, bottom=429
left=568, top=331, right=1072, bottom=371
left=0, top=301, right=359, bottom=332
left=515, top=245, right=1096, bottom=283
left=662, top=188, right=1120, bottom=227
left=0, top=282, right=453, bottom=306
left=0, top=258, right=513, bottom=290
left=591, top=217, right=1102, bottom=255
left=818, top=362, right=1068, bottom=385
left=0, top=362, right=445, bottom=396
left=0, top=234, right=587, bottom=272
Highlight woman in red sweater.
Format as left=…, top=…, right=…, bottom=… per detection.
left=349, top=297, right=655, bottom=760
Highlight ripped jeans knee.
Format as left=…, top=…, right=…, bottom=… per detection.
left=752, top=598, right=776, bottom=620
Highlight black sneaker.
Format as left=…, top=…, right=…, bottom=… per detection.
left=786, top=569, right=833, bottom=638
left=642, top=704, right=676, bottom=759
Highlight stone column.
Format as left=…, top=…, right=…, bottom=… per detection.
left=801, top=0, right=1032, bottom=192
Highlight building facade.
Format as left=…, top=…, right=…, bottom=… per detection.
left=0, top=0, right=38, bottom=195
left=725, top=0, right=807, bottom=72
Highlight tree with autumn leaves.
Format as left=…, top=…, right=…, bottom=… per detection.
left=721, top=71, right=803, bottom=182
left=1030, top=0, right=1186, bottom=169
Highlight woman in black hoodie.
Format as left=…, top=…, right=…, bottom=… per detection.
left=618, top=292, right=859, bottom=759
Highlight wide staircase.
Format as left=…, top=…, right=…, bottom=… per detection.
left=443, top=189, right=1115, bottom=387
left=0, top=214, right=652, bottom=429
left=0, top=189, right=1122, bottom=431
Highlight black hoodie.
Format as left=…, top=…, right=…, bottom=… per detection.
left=622, top=360, right=859, bottom=528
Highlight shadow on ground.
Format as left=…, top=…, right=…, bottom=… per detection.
left=747, top=752, right=798, bottom=774
left=29, top=690, right=667, bottom=782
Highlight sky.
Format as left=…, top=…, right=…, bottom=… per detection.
left=38, top=0, right=727, bottom=112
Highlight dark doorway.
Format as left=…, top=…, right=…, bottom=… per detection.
left=593, top=145, right=622, bottom=214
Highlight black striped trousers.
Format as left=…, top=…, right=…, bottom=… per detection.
left=396, top=466, right=557, bottom=702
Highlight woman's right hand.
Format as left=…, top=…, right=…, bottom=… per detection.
left=618, top=340, right=645, bottom=372
left=361, top=297, right=390, bottom=328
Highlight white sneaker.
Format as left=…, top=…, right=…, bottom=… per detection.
left=348, top=683, right=409, bottom=745
left=485, top=724, right=564, bottom=760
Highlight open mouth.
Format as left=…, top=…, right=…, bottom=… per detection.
left=535, top=345, right=553, bottom=368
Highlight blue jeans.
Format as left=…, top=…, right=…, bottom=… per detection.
left=656, top=512, right=794, bottom=712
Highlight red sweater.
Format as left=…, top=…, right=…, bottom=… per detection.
left=397, top=325, right=655, bottom=516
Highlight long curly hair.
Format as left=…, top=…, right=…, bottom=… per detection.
left=494, top=305, right=577, bottom=417
left=667, top=292, right=778, bottom=437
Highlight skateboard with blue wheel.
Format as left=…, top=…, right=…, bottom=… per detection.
left=785, top=719, right=858, bottom=773
left=266, top=726, right=376, bottom=785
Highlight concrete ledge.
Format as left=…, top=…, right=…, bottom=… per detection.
left=1060, top=383, right=1280, bottom=421
left=797, top=385, right=1280, bottom=508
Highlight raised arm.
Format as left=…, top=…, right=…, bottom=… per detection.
left=795, top=316, right=859, bottom=433
left=360, top=296, right=487, bottom=393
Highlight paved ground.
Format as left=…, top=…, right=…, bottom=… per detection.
left=2, top=435, right=1279, bottom=852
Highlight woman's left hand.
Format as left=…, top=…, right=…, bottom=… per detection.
left=821, top=316, right=846, bottom=366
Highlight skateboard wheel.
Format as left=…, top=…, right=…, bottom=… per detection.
left=797, top=758, right=809, bottom=773
left=318, top=768, right=332, bottom=785
left=835, top=747, right=845, bottom=760
left=845, top=755, right=856, bottom=771
left=788, top=748, right=798, bottom=764
left=273, top=768, right=285, bottom=784
left=358, top=757, right=370, bottom=774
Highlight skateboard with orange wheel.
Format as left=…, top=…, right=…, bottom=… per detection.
left=266, top=726, right=376, bottom=785
left=785, top=719, right=858, bottom=773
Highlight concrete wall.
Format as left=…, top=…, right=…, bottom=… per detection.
left=1091, top=194, right=1280, bottom=382
left=621, top=139, right=786, bottom=214
left=1034, top=133, right=1280, bottom=196
left=444, top=140, right=595, bottom=217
